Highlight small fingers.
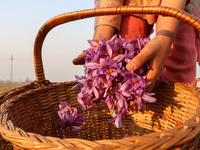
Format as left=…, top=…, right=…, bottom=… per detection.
left=72, top=53, right=86, bottom=65
left=145, top=67, right=163, bottom=92
left=128, top=99, right=137, bottom=108
left=126, top=46, right=155, bottom=71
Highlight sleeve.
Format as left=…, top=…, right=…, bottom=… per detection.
left=94, top=0, right=124, bottom=31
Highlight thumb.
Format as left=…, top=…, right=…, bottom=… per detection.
left=126, top=49, right=152, bottom=71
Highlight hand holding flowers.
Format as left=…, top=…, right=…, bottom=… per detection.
left=71, top=35, right=156, bottom=129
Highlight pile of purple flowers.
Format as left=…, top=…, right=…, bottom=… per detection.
left=71, top=35, right=156, bottom=128
left=58, top=35, right=157, bottom=136
left=58, top=102, right=86, bottom=137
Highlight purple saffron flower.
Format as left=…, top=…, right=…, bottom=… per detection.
left=58, top=102, right=85, bottom=137
left=108, top=110, right=124, bottom=128
left=133, top=76, right=156, bottom=110
left=71, top=75, right=87, bottom=90
left=71, top=34, right=157, bottom=129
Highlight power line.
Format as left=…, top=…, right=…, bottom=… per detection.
left=10, top=55, right=14, bottom=82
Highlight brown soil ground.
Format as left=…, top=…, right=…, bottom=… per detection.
left=0, top=81, right=26, bottom=93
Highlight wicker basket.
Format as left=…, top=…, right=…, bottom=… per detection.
left=0, top=6, right=200, bottom=150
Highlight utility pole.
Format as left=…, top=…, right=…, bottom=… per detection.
left=10, top=55, right=14, bottom=82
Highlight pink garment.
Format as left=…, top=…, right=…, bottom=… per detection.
left=162, top=20, right=197, bottom=84
left=119, top=15, right=198, bottom=84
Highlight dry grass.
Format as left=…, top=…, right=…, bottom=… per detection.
left=0, top=81, right=26, bottom=93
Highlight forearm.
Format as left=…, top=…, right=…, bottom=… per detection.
left=93, top=0, right=124, bottom=41
left=156, top=0, right=187, bottom=50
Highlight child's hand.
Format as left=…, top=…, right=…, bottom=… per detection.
left=73, top=52, right=86, bottom=65
left=126, top=0, right=187, bottom=93
left=72, top=25, right=116, bottom=65
left=126, top=35, right=171, bottom=93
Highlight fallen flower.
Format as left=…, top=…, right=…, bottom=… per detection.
left=72, top=34, right=156, bottom=129
left=58, top=102, right=86, bottom=137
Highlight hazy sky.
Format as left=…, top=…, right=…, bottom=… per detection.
left=0, top=0, right=95, bottom=82
left=0, top=1, right=200, bottom=84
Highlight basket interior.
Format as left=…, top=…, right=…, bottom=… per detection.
left=5, top=81, right=199, bottom=141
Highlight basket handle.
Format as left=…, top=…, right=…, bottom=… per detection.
left=34, top=6, right=200, bottom=82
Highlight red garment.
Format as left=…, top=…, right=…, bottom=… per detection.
left=119, top=16, right=154, bottom=39
left=119, top=15, right=198, bottom=84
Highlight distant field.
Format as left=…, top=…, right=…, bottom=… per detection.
left=0, top=81, right=26, bottom=93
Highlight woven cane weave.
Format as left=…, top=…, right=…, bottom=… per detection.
left=0, top=6, right=200, bottom=150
